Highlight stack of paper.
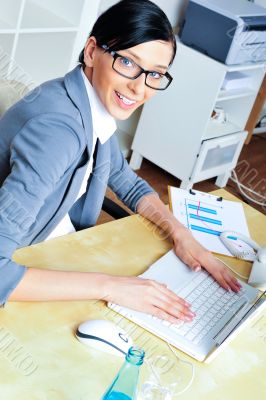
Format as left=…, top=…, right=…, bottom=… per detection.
left=221, top=71, right=252, bottom=91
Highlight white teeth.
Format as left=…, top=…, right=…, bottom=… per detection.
left=116, top=92, right=136, bottom=105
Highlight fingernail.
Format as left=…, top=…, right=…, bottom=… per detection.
left=188, top=311, right=196, bottom=317
left=195, top=266, right=201, bottom=272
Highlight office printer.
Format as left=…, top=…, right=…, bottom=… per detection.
left=180, top=0, right=266, bottom=64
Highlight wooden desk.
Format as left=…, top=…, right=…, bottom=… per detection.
left=1, top=190, right=266, bottom=399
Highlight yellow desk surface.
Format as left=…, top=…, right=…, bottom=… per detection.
left=1, top=189, right=266, bottom=399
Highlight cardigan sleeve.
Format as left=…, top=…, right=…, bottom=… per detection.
left=0, top=113, right=82, bottom=305
left=107, top=135, right=158, bottom=212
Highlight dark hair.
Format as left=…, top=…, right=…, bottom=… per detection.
left=79, top=0, right=176, bottom=66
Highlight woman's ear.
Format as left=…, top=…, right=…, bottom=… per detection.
left=83, top=36, right=98, bottom=68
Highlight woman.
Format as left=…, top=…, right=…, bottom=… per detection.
left=0, top=0, right=241, bottom=323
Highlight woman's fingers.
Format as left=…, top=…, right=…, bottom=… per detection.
left=194, top=251, right=242, bottom=293
left=152, top=295, right=195, bottom=322
left=208, top=264, right=241, bottom=292
left=147, top=306, right=189, bottom=325
left=151, top=286, right=195, bottom=322
left=155, top=282, right=191, bottom=306
left=111, top=277, right=196, bottom=324
left=144, top=280, right=195, bottom=321
left=222, top=271, right=242, bottom=292
left=215, top=273, right=232, bottom=291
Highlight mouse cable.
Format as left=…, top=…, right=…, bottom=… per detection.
left=166, top=342, right=195, bottom=396
left=214, top=256, right=249, bottom=280
left=143, top=343, right=195, bottom=396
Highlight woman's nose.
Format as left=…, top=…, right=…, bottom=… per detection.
left=127, top=72, right=146, bottom=96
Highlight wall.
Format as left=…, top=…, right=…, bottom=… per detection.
left=99, top=0, right=188, bottom=30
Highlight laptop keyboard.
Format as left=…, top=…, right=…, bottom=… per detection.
left=150, top=270, right=246, bottom=345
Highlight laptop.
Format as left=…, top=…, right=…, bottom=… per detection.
left=108, top=250, right=266, bottom=363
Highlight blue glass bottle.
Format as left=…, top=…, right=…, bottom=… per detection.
left=101, top=346, right=145, bottom=400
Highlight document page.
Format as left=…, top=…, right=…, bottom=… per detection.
left=169, top=187, right=255, bottom=260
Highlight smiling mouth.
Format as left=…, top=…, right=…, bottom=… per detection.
left=115, top=91, right=137, bottom=106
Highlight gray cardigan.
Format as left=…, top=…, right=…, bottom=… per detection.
left=0, top=65, right=155, bottom=305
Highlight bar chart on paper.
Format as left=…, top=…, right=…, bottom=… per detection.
left=186, top=199, right=224, bottom=236
left=169, top=187, right=254, bottom=258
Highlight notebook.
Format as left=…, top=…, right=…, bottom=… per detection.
left=108, top=250, right=266, bottom=363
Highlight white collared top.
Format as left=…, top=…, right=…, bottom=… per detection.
left=46, top=67, right=117, bottom=240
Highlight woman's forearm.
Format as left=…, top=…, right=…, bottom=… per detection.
left=9, top=267, right=111, bottom=302
left=8, top=266, right=195, bottom=322
left=136, top=193, right=187, bottom=241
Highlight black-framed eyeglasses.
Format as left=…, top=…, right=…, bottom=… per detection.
left=101, top=45, right=173, bottom=90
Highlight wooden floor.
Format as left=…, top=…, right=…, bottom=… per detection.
left=97, top=133, right=266, bottom=225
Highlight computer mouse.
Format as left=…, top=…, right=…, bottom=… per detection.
left=76, top=319, right=133, bottom=357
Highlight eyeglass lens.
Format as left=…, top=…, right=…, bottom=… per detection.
left=113, top=55, right=170, bottom=90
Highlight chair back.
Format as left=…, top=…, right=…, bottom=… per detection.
left=0, top=80, right=29, bottom=117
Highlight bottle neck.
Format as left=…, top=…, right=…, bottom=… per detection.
left=125, top=347, right=145, bottom=366
left=101, top=347, right=145, bottom=400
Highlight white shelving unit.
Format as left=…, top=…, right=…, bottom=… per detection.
left=0, top=0, right=102, bottom=86
left=130, top=41, right=265, bottom=189
left=0, top=0, right=137, bottom=158
left=0, top=0, right=137, bottom=157
left=0, top=34, right=14, bottom=54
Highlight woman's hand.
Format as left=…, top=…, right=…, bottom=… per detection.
left=172, top=227, right=242, bottom=292
left=104, top=275, right=196, bottom=324
left=137, top=194, right=241, bottom=293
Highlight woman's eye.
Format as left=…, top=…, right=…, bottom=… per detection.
left=120, top=57, right=133, bottom=67
left=149, top=71, right=162, bottom=79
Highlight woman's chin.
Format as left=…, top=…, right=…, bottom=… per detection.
left=109, top=104, right=137, bottom=120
